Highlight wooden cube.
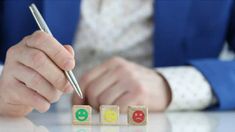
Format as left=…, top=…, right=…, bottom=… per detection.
left=100, top=105, right=119, bottom=125
left=72, top=105, right=92, bottom=125
left=128, top=105, right=148, bottom=125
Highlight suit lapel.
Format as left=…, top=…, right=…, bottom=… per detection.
left=43, top=0, right=81, bottom=45
left=153, top=0, right=192, bottom=66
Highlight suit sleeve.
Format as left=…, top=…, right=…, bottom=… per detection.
left=189, top=4, right=235, bottom=110
left=190, top=59, right=235, bottom=110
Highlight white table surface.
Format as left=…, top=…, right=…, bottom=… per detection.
left=0, top=110, right=234, bottom=132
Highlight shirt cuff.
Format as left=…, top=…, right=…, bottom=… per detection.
left=157, top=66, right=217, bottom=111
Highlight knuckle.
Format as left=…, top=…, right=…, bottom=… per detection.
left=116, top=65, right=133, bottom=76
left=109, top=57, right=124, bottom=64
left=118, top=64, right=129, bottom=72
left=60, top=81, right=70, bottom=93
left=30, top=73, right=42, bottom=87
left=112, top=68, right=123, bottom=78
left=22, top=36, right=30, bottom=44
left=119, top=60, right=129, bottom=68
left=134, top=83, right=147, bottom=95
left=31, top=31, right=50, bottom=46
left=58, top=54, right=74, bottom=70
left=126, top=70, right=136, bottom=79
left=53, top=48, right=64, bottom=59
left=6, top=46, right=16, bottom=58
left=30, top=91, right=50, bottom=112
left=26, top=31, right=51, bottom=47
left=49, top=91, right=61, bottom=103
left=30, top=50, right=46, bottom=70
left=53, top=75, right=67, bottom=91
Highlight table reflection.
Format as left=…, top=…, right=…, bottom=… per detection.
left=165, top=112, right=218, bottom=132
left=72, top=126, right=92, bottom=132
left=1, top=112, right=234, bottom=132
left=0, top=116, right=48, bottom=132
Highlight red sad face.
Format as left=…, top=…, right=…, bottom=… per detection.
left=132, top=110, right=145, bottom=123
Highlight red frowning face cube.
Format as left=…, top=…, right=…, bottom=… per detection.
left=132, top=110, right=145, bottom=123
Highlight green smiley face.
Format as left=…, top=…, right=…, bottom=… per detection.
left=76, top=109, right=88, bottom=121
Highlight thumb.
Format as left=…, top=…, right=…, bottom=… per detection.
left=63, top=45, right=75, bottom=57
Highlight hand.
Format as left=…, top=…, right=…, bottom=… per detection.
left=0, top=31, right=75, bottom=117
left=73, top=57, right=171, bottom=112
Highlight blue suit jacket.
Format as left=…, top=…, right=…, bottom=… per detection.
left=0, top=0, right=235, bottom=110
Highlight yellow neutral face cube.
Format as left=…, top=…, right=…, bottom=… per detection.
left=100, top=105, right=119, bottom=125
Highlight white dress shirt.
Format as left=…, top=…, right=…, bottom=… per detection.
left=72, top=0, right=216, bottom=111
left=0, top=0, right=221, bottom=112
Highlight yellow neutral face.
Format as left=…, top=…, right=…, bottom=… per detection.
left=103, top=109, right=118, bottom=123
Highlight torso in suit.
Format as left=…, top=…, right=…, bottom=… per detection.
left=0, top=0, right=234, bottom=110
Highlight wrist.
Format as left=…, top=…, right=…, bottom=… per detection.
left=147, top=69, right=172, bottom=112
left=157, top=72, right=172, bottom=109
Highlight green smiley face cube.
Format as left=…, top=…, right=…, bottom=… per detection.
left=72, top=105, right=92, bottom=125
left=76, top=109, right=88, bottom=121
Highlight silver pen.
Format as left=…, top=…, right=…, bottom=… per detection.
left=29, top=3, right=83, bottom=99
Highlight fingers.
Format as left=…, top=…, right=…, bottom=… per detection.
left=1, top=32, right=77, bottom=116
left=71, top=92, right=86, bottom=105
left=98, top=82, right=126, bottom=105
left=80, top=65, right=107, bottom=90
left=80, top=57, right=125, bottom=92
left=14, top=46, right=73, bottom=93
left=13, top=82, right=50, bottom=113
left=25, top=31, right=75, bottom=71
left=14, top=63, right=62, bottom=103
left=80, top=57, right=130, bottom=110
left=64, top=45, right=74, bottom=57
left=114, top=92, right=137, bottom=113
left=85, top=70, right=118, bottom=109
